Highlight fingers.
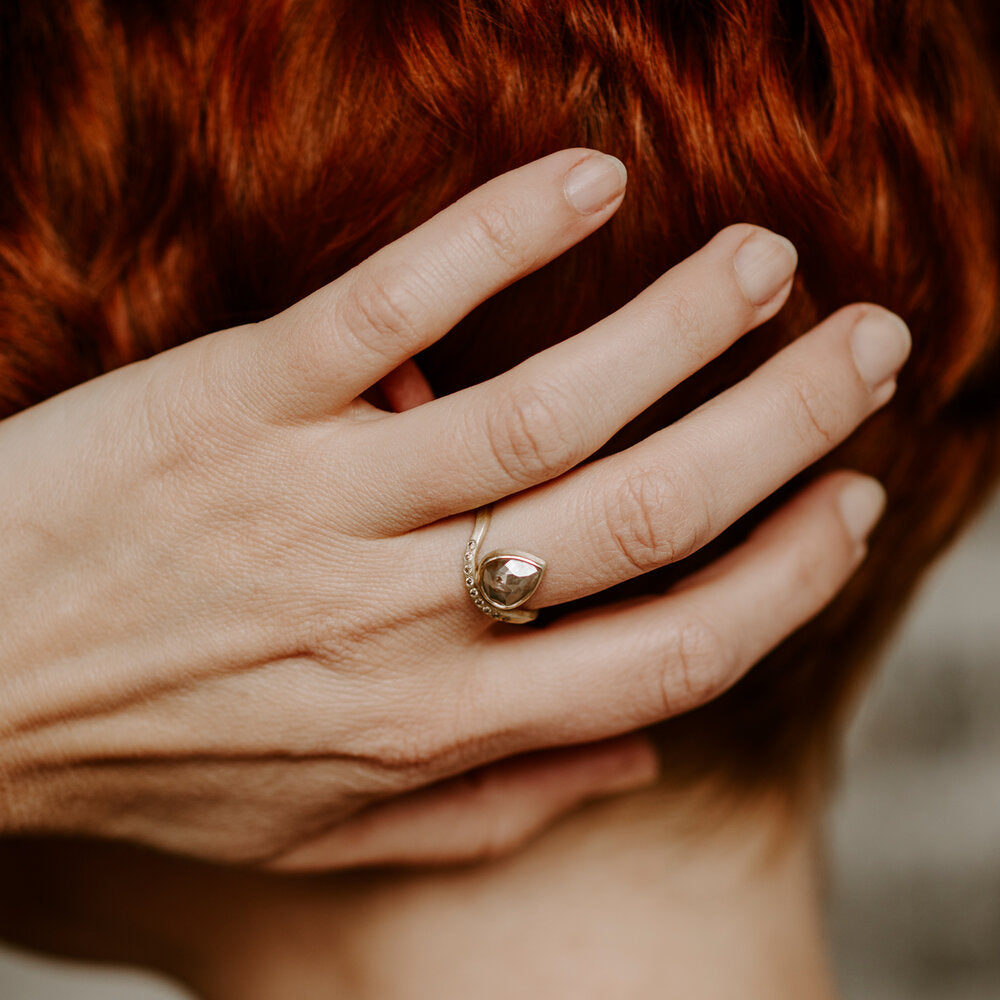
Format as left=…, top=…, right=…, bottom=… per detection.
left=235, top=149, right=627, bottom=418
left=377, top=359, right=436, bottom=412
left=471, top=303, right=910, bottom=606
left=267, top=735, right=659, bottom=872
left=470, top=471, right=885, bottom=749
left=364, top=224, right=797, bottom=529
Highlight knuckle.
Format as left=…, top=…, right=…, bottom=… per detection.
left=461, top=199, right=531, bottom=272
left=132, top=353, right=237, bottom=471
left=657, top=612, right=733, bottom=715
left=780, top=367, right=842, bottom=449
left=334, top=271, right=425, bottom=361
left=135, top=367, right=188, bottom=460
left=485, top=379, right=583, bottom=486
left=603, top=470, right=693, bottom=574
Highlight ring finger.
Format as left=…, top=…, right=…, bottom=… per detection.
left=419, top=301, right=909, bottom=612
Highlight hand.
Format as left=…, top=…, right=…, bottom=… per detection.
left=0, top=148, right=907, bottom=870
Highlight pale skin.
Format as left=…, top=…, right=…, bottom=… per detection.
left=0, top=783, right=841, bottom=1000
left=0, top=148, right=909, bottom=872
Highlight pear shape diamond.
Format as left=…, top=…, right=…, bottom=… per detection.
left=478, top=554, right=545, bottom=610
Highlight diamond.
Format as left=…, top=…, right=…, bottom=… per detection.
left=478, top=555, right=544, bottom=610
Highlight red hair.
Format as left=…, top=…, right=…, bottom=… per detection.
left=2, top=0, right=998, bottom=794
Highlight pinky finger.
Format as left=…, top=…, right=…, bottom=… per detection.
left=267, top=735, right=659, bottom=872
left=477, top=471, right=886, bottom=747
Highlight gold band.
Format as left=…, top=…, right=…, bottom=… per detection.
left=464, top=506, right=546, bottom=624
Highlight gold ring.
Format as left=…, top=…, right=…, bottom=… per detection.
left=463, top=506, right=546, bottom=624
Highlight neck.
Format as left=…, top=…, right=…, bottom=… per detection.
left=186, top=785, right=841, bottom=1000
left=0, top=781, right=840, bottom=999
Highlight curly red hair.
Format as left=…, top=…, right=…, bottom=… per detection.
left=1, top=0, right=998, bottom=795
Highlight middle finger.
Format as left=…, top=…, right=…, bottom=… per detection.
left=360, top=223, right=797, bottom=532
left=481, top=302, right=910, bottom=606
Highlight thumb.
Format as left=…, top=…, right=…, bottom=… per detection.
left=268, top=735, right=659, bottom=872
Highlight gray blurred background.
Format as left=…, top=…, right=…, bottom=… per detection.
left=829, top=490, right=1000, bottom=1000
left=1, top=491, right=998, bottom=1000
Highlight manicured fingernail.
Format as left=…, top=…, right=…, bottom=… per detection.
left=564, top=153, right=628, bottom=214
left=850, top=309, right=912, bottom=391
left=733, top=231, right=798, bottom=305
left=838, top=476, right=887, bottom=542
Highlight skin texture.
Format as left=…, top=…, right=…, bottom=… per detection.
left=0, top=782, right=841, bottom=1000
left=0, top=150, right=904, bottom=870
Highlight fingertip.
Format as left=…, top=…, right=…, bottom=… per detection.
left=732, top=227, right=799, bottom=307
left=563, top=151, right=628, bottom=215
left=836, top=473, right=886, bottom=544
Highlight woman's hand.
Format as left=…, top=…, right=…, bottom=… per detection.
left=0, top=149, right=907, bottom=870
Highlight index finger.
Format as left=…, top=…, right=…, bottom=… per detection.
left=236, top=148, right=628, bottom=417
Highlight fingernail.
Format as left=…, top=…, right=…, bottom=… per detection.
left=733, top=231, right=798, bottom=305
left=564, top=153, right=628, bottom=214
left=838, top=476, right=887, bottom=542
left=850, top=310, right=912, bottom=391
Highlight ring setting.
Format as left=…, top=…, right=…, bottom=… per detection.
left=464, top=507, right=546, bottom=624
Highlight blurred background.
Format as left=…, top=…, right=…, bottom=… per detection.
left=829, top=490, right=1000, bottom=1000
left=1, top=490, right=998, bottom=1000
